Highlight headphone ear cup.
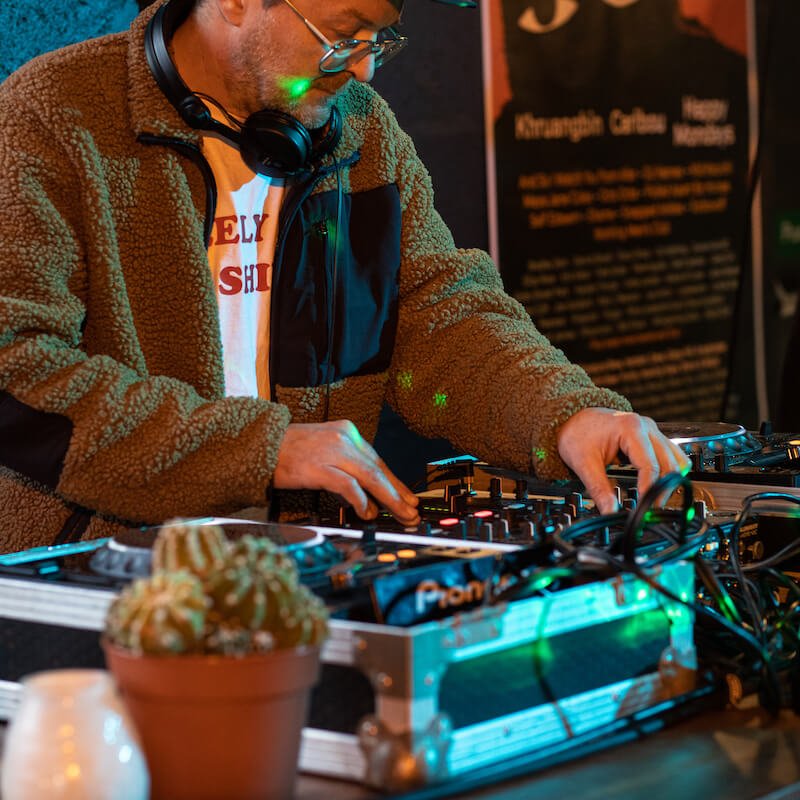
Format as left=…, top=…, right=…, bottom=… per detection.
left=239, top=109, right=314, bottom=177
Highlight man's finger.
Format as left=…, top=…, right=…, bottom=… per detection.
left=339, top=438, right=419, bottom=524
left=375, top=455, right=419, bottom=508
left=326, top=470, right=373, bottom=519
left=572, top=456, right=620, bottom=515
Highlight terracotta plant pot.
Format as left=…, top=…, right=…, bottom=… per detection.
left=103, top=640, right=320, bottom=800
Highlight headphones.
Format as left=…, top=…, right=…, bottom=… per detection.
left=144, top=0, right=342, bottom=177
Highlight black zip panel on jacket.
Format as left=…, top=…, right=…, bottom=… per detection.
left=0, top=391, right=73, bottom=490
left=270, top=183, right=402, bottom=389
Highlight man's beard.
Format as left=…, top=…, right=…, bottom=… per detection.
left=288, top=81, right=343, bottom=129
left=227, top=44, right=346, bottom=130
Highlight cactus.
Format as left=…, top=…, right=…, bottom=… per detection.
left=269, top=584, right=329, bottom=649
left=105, top=571, right=208, bottom=655
left=205, top=535, right=298, bottom=631
left=152, top=519, right=228, bottom=580
left=204, top=624, right=274, bottom=657
left=105, top=525, right=329, bottom=658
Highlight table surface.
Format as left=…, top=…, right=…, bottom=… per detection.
left=296, top=698, right=800, bottom=800
left=2, top=697, right=799, bottom=799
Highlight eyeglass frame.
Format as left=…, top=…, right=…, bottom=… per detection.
left=280, top=0, right=408, bottom=74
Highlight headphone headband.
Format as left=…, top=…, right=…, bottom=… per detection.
left=144, top=0, right=341, bottom=177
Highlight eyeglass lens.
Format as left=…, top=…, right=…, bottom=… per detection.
left=318, top=32, right=408, bottom=73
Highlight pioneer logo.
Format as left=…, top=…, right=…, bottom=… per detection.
left=415, top=579, right=486, bottom=614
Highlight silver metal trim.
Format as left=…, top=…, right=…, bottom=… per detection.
left=0, top=679, right=22, bottom=721
left=0, top=578, right=115, bottom=630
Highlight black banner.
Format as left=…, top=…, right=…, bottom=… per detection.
left=484, top=0, right=750, bottom=421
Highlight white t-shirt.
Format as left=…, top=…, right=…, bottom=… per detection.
left=202, top=133, right=285, bottom=400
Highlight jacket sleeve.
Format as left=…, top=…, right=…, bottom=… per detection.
left=381, top=108, right=632, bottom=481
left=0, top=84, right=290, bottom=524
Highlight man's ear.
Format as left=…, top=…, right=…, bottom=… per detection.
left=216, top=0, right=248, bottom=27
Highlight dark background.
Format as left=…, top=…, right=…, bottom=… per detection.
left=373, top=2, right=488, bottom=252
left=756, top=1, right=800, bottom=431
left=371, top=2, right=487, bottom=485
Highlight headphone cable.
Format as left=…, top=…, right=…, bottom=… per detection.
left=311, top=149, right=342, bottom=523
left=323, top=150, right=342, bottom=423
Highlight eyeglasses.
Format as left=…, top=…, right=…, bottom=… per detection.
left=280, top=0, right=408, bottom=74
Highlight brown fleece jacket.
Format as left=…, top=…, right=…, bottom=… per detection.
left=0, top=1, right=630, bottom=553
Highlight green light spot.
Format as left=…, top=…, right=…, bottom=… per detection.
left=680, top=461, right=691, bottom=476
left=535, top=448, right=547, bottom=461
left=397, top=371, right=413, bottom=391
left=433, top=392, right=448, bottom=409
left=616, top=610, right=667, bottom=647
left=280, top=76, right=312, bottom=99
left=643, top=510, right=655, bottom=523
left=531, top=637, right=555, bottom=668
left=636, top=587, right=648, bottom=602
left=719, top=593, right=740, bottom=623
left=530, top=573, right=557, bottom=592
left=686, top=506, right=695, bottom=523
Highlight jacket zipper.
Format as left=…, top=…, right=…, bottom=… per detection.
left=314, top=220, right=334, bottom=389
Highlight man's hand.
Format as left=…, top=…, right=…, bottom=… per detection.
left=273, top=420, right=420, bottom=526
left=556, top=408, right=690, bottom=514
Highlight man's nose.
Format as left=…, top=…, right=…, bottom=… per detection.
left=348, top=52, right=376, bottom=83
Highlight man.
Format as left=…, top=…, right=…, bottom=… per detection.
left=0, top=0, right=687, bottom=553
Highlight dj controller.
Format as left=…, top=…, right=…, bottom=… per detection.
left=0, top=458, right=695, bottom=627
left=657, top=421, right=800, bottom=484
left=1, top=420, right=796, bottom=632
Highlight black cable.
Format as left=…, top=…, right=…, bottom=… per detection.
left=581, top=543, right=783, bottom=713
left=194, top=91, right=245, bottom=130
left=322, top=149, right=343, bottom=423
left=745, top=537, right=800, bottom=573
left=727, top=512, right=766, bottom=644
left=449, top=479, right=800, bottom=714
left=621, top=471, right=693, bottom=563
left=561, top=478, right=781, bottom=712
left=552, top=510, right=629, bottom=553
left=739, top=493, right=800, bottom=572
left=684, top=488, right=800, bottom=712
left=488, top=566, right=577, bottom=606
left=638, top=523, right=710, bottom=567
